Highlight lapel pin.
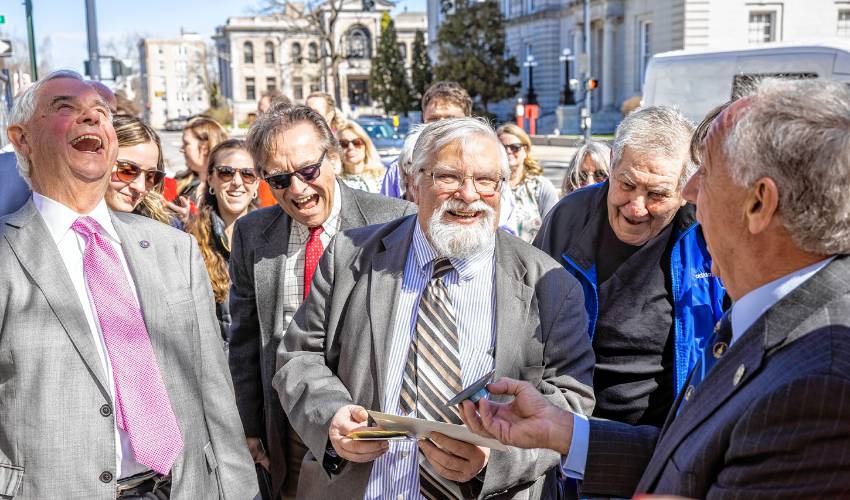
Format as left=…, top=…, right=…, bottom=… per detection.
left=139, top=240, right=150, bottom=248
left=713, top=341, right=728, bottom=359
left=684, top=385, right=695, bottom=401
left=733, top=364, right=746, bottom=386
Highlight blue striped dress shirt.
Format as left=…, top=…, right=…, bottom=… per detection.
left=364, top=222, right=497, bottom=499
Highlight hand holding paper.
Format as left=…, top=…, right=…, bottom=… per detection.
left=329, top=404, right=390, bottom=462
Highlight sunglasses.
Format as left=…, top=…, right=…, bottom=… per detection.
left=113, top=160, right=166, bottom=189
left=214, top=165, right=258, bottom=184
left=264, top=150, right=326, bottom=190
left=339, top=138, right=365, bottom=149
left=503, top=143, right=525, bottom=154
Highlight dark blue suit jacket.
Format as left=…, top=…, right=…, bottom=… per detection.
left=0, top=151, right=31, bottom=217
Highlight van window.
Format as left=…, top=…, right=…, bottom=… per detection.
left=731, top=73, right=818, bottom=99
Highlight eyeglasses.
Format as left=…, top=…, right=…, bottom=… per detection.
left=264, top=150, right=326, bottom=190
left=578, top=169, right=609, bottom=183
left=420, top=167, right=504, bottom=196
left=213, top=165, right=258, bottom=184
left=503, top=143, right=525, bottom=154
left=113, top=160, right=166, bottom=189
left=339, top=138, right=365, bottom=149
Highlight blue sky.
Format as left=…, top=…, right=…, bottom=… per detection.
left=1, top=0, right=426, bottom=75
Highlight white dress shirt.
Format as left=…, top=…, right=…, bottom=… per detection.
left=33, top=192, right=148, bottom=479
left=562, top=256, right=834, bottom=479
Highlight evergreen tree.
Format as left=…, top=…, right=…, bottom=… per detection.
left=369, top=12, right=415, bottom=115
left=434, top=0, right=519, bottom=112
left=410, top=30, right=433, bottom=108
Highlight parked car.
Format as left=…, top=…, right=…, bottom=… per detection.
left=356, top=118, right=404, bottom=161
left=163, top=116, right=189, bottom=131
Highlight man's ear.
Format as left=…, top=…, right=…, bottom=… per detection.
left=7, top=124, right=29, bottom=158
left=745, top=177, right=779, bottom=234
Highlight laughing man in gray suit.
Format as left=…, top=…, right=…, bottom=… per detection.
left=460, top=79, right=850, bottom=499
left=227, top=105, right=415, bottom=498
left=275, top=117, right=595, bottom=499
left=0, top=71, right=256, bottom=498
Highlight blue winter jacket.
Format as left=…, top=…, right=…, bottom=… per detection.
left=533, top=182, right=726, bottom=396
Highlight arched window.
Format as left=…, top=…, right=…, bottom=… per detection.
left=308, top=42, right=319, bottom=63
left=265, top=41, right=275, bottom=64
left=346, top=26, right=371, bottom=59
left=243, top=41, right=254, bottom=64
left=291, top=42, right=302, bottom=63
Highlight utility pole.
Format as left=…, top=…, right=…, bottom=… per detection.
left=85, top=0, right=101, bottom=80
left=582, top=0, right=592, bottom=142
left=25, top=0, right=37, bottom=80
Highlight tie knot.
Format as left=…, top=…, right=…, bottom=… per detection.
left=431, top=258, right=454, bottom=280
left=308, top=225, right=324, bottom=239
left=71, top=216, right=102, bottom=238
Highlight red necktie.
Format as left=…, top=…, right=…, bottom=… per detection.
left=303, top=226, right=325, bottom=299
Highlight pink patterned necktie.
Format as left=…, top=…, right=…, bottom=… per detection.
left=72, top=216, right=183, bottom=475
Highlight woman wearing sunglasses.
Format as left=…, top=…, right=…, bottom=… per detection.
left=561, top=140, right=611, bottom=197
left=186, top=139, right=259, bottom=341
left=496, top=123, right=559, bottom=243
left=336, top=120, right=385, bottom=193
left=106, top=115, right=175, bottom=226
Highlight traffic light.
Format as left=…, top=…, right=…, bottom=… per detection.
left=586, top=78, right=599, bottom=91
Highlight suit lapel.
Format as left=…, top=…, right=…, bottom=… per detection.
left=368, top=216, right=416, bottom=410
left=493, top=232, right=532, bottom=380
left=4, top=201, right=110, bottom=396
left=252, top=207, right=291, bottom=343
left=338, top=182, right=368, bottom=230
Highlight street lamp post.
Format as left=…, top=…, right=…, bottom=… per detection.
left=523, top=54, right=538, bottom=105
left=559, top=48, right=576, bottom=105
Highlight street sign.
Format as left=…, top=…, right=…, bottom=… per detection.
left=0, top=15, right=6, bottom=24
left=0, top=39, right=12, bottom=58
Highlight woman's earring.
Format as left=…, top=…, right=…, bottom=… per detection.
left=209, top=186, right=215, bottom=195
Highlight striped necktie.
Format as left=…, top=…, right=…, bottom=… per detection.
left=399, top=258, right=463, bottom=499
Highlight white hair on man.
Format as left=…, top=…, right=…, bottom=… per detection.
left=8, top=69, right=88, bottom=186
left=399, top=123, right=428, bottom=180
left=612, top=105, right=695, bottom=189
left=724, top=78, right=850, bottom=255
left=411, top=117, right=507, bottom=259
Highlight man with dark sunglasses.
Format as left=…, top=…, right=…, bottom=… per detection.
left=1, top=70, right=257, bottom=498
left=228, top=104, right=415, bottom=499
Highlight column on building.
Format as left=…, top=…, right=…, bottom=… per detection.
left=602, top=15, right=616, bottom=110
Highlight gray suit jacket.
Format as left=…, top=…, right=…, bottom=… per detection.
left=581, top=254, right=850, bottom=499
left=0, top=200, right=257, bottom=499
left=274, top=215, right=596, bottom=499
left=227, top=182, right=415, bottom=495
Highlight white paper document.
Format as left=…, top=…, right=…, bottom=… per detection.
left=367, top=410, right=509, bottom=451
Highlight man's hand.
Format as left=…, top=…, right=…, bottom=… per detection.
left=418, top=433, right=489, bottom=483
left=328, top=405, right=389, bottom=463
left=459, top=377, right=573, bottom=454
left=246, top=437, right=271, bottom=471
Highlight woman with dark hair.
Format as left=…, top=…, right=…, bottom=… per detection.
left=186, top=139, right=260, bottom=341
left=105, top=114, right=174, bottom=225
left=174, top=116, right=229, bottom=206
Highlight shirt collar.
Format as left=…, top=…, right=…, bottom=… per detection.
left=292, top=179, right=343, bottom=238
left=730, top=256, right=834, bottom=345
left=32, top=192, right=121, bottom=245
left=411, top=219, right=495, bottom=281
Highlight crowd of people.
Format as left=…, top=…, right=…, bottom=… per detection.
left=0, top=68, right=848, bottom=500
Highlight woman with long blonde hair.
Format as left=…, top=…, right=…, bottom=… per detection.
left=336, top=120, right=386, bottom=193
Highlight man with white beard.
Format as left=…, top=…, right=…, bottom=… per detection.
left=274, top=117, right=595, bottom=499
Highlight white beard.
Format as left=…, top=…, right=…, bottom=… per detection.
left=427, top=198, right=496, bottom=259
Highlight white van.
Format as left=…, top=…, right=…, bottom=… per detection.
left=642, top=41, right=850, bottom=123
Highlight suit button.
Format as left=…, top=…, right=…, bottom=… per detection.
left=99, top=471, right=113, bottom=483
left=99, top=404, right=112, bottom=417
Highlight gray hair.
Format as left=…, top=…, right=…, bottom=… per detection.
left=723, top=78, right=850, bottom=255
left=9, top=70, right=86, bottom=185
left=611, top=105, right=695, bottom=190
left=562, top=140, right=611, bottom=194
left=399, top=123, right=427, bottom=180
left=411, top=117, right=509, bottom=188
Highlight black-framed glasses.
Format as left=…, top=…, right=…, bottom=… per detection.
left=420, top=167, right=504, bottom=196
left=264, top=150, right=326, bottom=190
left=214, top=165, right=259, bottom=184
left=502, top=143, right=525, bottom=154
left=113, top=160, right=166, bottom=189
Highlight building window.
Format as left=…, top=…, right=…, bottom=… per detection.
left=246, top=77, right=256, bottom=100
left=839, top=10, right=850, bottom=37
left=267, top=77, right=277, bottom=92
left=748, top=11, right=775, bottom=44
left=638, top=20, right=652, bottom=89
left=265, top=41, right=276, bottom=64
left=346, top=26, right=371, bottom=59
left=398, top=43, right=407, bottom=60
left=348, top=78, right=370, bottom=106
left=244, top=41, right=255, bottom=64
left=309, top=78, right=322, bottom=93
left=308, top=42, right=320, bottom=63
left=293, top=76, right=304, bottom=100
left=291, top=42, right=302, bottom=63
